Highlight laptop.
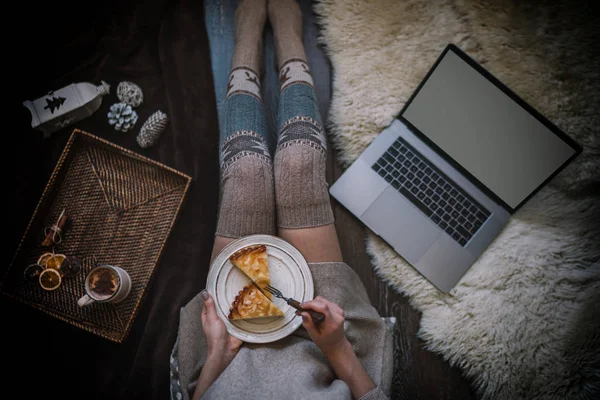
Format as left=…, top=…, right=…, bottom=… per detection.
left=329, top=44, right=582, bottom=292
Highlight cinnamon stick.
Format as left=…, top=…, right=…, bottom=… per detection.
left=42, top=210, right=68, bottom=247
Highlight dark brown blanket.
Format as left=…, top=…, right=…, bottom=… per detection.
left=7, top=0, right=218, bottom=398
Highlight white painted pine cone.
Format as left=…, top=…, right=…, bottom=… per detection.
left=137, top=110, right=169, bottom=148
left=108, top=102, right=138, bottom=132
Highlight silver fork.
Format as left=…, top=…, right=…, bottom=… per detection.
left=263, top=284, right=325, bottom=324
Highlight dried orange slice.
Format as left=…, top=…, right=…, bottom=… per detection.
left=45, top=254, right=66, bottom=270
left=24, top=264, right=44, bottom=284
left=59, top=256, right=81, bottom=278
left=39, top=268, right=62, bottom=291
left=37, top=252, right=55, bottom=268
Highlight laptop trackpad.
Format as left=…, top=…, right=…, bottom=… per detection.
left=362, top=187, right=441, bottom=263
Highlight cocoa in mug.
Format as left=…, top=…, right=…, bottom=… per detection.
left=78, top=265, right=132, bottom=307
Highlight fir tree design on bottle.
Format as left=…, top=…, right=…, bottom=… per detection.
left=44, top=96, right=66, bottom=114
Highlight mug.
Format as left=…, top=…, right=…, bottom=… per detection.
left=77, top=264, right=132, bottom=307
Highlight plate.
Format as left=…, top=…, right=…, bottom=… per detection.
left=207, top=234, right=313, bottom=343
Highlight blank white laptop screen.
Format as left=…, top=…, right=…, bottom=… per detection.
left=402, top=50, right=576, bottom=209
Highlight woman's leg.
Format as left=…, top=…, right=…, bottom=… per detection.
left=269, top=0, right=343, bottom=263
left=212, top=0, right=274, bottom=261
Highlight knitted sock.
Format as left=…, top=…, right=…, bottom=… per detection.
left=216, top=0, right=275, bottom=238
left=270, top=0, right=334, bottom=229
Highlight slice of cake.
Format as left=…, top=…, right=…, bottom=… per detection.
left=229, top=244, right=271, bottom=293
left=228, top=283, right=284, bottom=320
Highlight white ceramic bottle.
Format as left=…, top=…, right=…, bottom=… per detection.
left=23, top=81, right=110, bottom=137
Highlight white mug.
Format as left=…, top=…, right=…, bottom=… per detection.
left=77, top=264, right=132, bottom=307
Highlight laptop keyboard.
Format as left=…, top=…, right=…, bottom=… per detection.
left=372, top=137, right=491, bottom=247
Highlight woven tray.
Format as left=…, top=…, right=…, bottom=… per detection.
left=2, top=129, right=191, bottom=343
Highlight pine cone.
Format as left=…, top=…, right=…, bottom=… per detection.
left=116, top=81, right=143, bottom=107
left=137, top=110, right=169, bottom=148
left=108, top=102, right=139, bottom=132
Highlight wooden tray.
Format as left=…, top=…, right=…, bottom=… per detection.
left=1, top=129, right=191, bottom=343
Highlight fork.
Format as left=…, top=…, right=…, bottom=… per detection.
left=263, top=284, right=325, bottom=325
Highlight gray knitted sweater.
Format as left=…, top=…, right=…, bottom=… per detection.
left=171, top=262, right=393, bottom=399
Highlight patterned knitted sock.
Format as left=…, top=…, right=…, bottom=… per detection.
left=270, top=0, right=334, bottom=229
left=216, top=0, right=275, bottom=238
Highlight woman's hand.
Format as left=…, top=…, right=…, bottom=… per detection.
left=193, top=290, right=243, bottom=400
left=200, top=290, right=242, bottom=367
left=298, top=296, right=349, bottom=357
left=299, top=296, right=377, bottom=399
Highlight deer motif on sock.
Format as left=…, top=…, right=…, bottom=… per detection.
left=279, top=60, right=314, bottom=91
left=227, top=74, right=235, bottom=93
left=226, top=68, right=262, bottom=100
left=245, top=71, right=260, bottom=88
left=279, top=66, right=291, bottom=86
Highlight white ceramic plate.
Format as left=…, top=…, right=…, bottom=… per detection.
left=207, top=234, right=314, bottom=343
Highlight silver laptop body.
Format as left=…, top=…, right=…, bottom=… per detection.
left=329, top=44, right=581, bottom=292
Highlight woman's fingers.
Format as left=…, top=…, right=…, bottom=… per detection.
left=300, top=297, right=346, bottom=334
left=201, top=304, right=208, bottom=324
left=201, top=289, right=218, bottom=320
left=301, top=298, right=330, bottom=314
left=300, top=311, right=317, bottom=333
left=302, top=297, right=345, bottom=320
left=330, top=302, right=344, bottom=317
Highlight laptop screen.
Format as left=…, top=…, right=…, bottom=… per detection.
left=401, top=47, right=578, bottom=210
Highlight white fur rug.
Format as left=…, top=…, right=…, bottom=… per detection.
left=314, top=0, right=600, bottom=398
